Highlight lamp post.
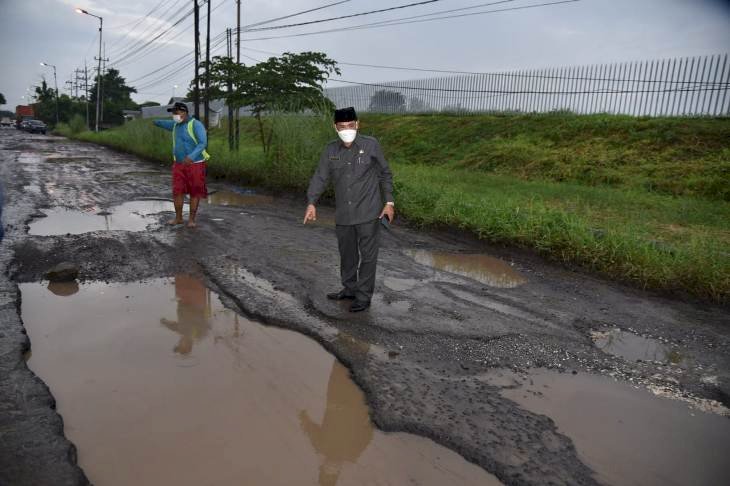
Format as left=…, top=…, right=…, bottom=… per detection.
left=76, top=7, right=103, bottom=132
left=40, top=62, right=59, bottom=125
left=173, top=84, right=178, bottom=99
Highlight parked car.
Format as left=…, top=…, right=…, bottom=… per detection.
left=0, top=117, right=13, bottom=127
left=26, top=120, right=47, bottom=134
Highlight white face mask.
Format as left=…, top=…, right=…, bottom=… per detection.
left=337, top=129, right=357, bottom=144
left=172, top=114, right=184, bottom=123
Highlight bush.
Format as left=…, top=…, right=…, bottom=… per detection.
left=69, top=114, right=88, bottom=135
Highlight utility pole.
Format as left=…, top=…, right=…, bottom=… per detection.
left=204, top=0, right=211, bottom=129
left=96, top=44, right=109, bottom=128
left=235, top=0, right=241, bottom=151
left=227, top=28, right=233, bottom=151
left=84, top=63, right=90, bottom=130
left=95, top=17, right=103, bottom=131
left=75, top=7, right=103, bottom=131
left=193, top=0, right=200, bottom=119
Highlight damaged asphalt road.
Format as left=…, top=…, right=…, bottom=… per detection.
left=1, top=130, right=729, bottom=485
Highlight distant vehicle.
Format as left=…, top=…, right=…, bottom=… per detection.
left=26, top=120, right=47, bottom=134
left=0, top=117, right=12, bottom=127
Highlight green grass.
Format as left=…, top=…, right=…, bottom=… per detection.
left=55, top=114, right=730, bottom=303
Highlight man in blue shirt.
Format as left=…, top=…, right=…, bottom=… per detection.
left=153, top=102, right=209, bottom=228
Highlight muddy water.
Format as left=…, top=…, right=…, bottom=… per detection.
left=28, top=200, right=179, bottom=235
left=485, top=369, right=730, bottom=486
left=21, top=276, right=500, bottom=486
left=404, top=249, right=527, bottom=288
left=206, top=189, right=274, bottom=207
left=592, top=328, right=683, bottom=364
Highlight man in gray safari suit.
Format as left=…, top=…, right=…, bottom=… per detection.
left=303, top=107, right=395, bottom=312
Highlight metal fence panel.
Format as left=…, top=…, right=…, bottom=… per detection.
left=324, top=54, right=730, bottom=117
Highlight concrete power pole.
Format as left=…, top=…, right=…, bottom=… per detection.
left=193, top=0, right=200, bottom=119
left=235, top=0, right=241, bottom=151
left=204, top=0, right=211, bottom=129
left=227, top=28, right=233, bottom=151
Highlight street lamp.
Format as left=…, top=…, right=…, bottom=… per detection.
left=76, top=7, right=103, bottom=132
left=40, top=62, right=59, bottom=125
left=173, top=85, right=178, bottom=98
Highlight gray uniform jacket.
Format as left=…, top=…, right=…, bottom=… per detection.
left=307, top=134, right=394, bottom=226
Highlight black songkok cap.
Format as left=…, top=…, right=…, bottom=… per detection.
left=334, top=107, right=357, bottom=122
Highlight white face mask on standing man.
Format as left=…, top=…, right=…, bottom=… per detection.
left=172, top=114, right=184, bottom=123
left=335, top=120, right=358, bottom=144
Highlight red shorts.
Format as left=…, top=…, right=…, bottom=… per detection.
left=172, top=162, right=208, bottom=198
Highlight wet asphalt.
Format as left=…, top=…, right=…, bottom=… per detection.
left=1, top=129, right=729, bottom=486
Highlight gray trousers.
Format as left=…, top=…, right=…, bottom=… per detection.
left=335, top=219, right=380, bottom=303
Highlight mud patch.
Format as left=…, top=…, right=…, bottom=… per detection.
left=484, top=369, right=730, bottom=486
left=206, top=189, right=274, bottom=207
left=21, top=276, right=500, bottom=486
left=404, top=249, right=527, bottom=288
left=591, top=328, right=682, bottom=364
left=28, top=200, right=179, bottom=235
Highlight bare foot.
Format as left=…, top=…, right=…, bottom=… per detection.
left=168, top=218, right=184, bottom=225
left=187, top=220, right=197, bottom=228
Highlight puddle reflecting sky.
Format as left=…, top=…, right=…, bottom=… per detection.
left=21, top=276, right=500, bottom=486
left=28, top=201, right=178, bottom=235
left=404, top=250, right=527, bottom=288
left=485, top=369, right=730, bottom=486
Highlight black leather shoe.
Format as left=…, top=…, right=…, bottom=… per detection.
left=327, top=289, right=356, bottom=300
left=349, top=300, right=370, bottom=313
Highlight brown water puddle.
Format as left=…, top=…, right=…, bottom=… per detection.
left=21, top=276, right=500, bottom=486
left=484, top=369, right=730, bottom=486
left=28, top=200, right=178, bottom=235
left=591, top=328, right=683, bottom=364
left=404, top=249, right=527, bottom=288
left=206, top=190, right=274, bottom=207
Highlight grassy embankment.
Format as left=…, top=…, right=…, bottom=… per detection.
left=56, top=113, right=730, bottom=303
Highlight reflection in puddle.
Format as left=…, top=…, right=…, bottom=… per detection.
left=404, top=250, right=527, bottom=288
left=206, top=190, right=274, bottom=207
left=592, top=328, right=681, bottom=364
left=47, top=281, right=79, bottom=297
left=485, top=369, right=730, bottom=486
left=21, top=276, right=499, bottom=486
left=28, top=200, right=180, bottom=235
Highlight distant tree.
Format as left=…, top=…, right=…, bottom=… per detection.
left=203, top=51, right=339, bottom=153
left=139, top=101, right=160, bottom=108
left=0, top=93, right=6, bottom=105
left=368, top=90, right=406, bottom=113
left=408, top=96, right=429, bottom=113
left=89, top=68, right=138, bottom=126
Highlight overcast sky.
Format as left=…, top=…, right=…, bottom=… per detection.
left=1, top=0, right=729, bottom=107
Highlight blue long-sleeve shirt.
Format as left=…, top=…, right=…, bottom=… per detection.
left=153, top=117, right=208, bottom=163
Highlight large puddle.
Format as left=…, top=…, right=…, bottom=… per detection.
left=28, top=200, right=178, bottom=235
left=404, top=249, right=527, bottom=288
left=484, top=369, right=730, bottom=486
left=21, top=276, right=500, bottom=486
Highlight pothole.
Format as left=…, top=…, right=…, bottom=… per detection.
left=28, top=200, right=180, bottom=235
left=591, top=328, right=683, bottom=364
left=20, top=275, right=501, bottom=486
left=404, top=249, right=527, bottom=288
left=206, top=189, right=274, bottom=207
left=483, top=368, right=730, bottom=486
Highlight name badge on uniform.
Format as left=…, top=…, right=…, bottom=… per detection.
left=329, top=155, right=340, bottom=161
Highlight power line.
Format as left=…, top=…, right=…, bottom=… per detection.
left=244, top=0, right=357, bottom=29
left=242, top=0, right=579, bottom=41
left=246, top=0, right=447, bottom=32
left=109, top=0, right=187, bottom=56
